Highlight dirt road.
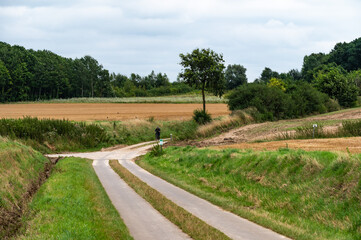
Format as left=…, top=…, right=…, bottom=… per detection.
left=48, top=142, right=289, bottom=240
left=0, top=103, right=230, bottom=121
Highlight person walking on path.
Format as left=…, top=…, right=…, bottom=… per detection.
left=155, top=127, right=161, bottom=140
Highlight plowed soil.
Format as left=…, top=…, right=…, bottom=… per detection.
left=0, top=103, right=230, bottom=121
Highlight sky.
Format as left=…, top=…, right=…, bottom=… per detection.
left=0, top=0, right=360, bottom=82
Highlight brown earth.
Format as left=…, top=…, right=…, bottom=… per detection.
left=0, top=103, right=230, bottom=121
left=211, top=137, right=361, bottom=153
left=189, top=107, right=361, bottom=153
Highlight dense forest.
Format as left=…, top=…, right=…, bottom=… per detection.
left=0, top=38, right=360, bottom=104
left=0, top=42, right=193, bottom=102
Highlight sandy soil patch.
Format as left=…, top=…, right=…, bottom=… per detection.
left=0, top=103, right=230, bottom=121
left=211, top=137, right=361, bottom=153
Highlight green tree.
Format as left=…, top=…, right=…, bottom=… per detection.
left=268, top=77, right=286, bottom=92
left=224, top=64, right=247, bottom=90
left=314, top=64, right=358, bottom=107
left=255, top=67, right=279, bottom=84
left=0, top=60, right=12, bottom=102
left=348, top=70, right=361, bottom=94
left=179, top=48, right=226, bottom=111
left=301, top=53, right=328, bottom=82
left=328, top=37, right=361, bottom=71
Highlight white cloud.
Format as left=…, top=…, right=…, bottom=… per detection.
left=0, top=0, right=361, bottom=81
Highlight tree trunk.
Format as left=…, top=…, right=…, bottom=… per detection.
left=202, top=82, right=206, bottom=112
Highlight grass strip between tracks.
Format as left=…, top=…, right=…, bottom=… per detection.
left=16, top=157, right=133, bottom=240
left=109, top=160, right=230, bottom=240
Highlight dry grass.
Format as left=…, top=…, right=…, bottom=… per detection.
left=196, top=111, right=252, bottom=138
left=109, top=160, right=230, bottom=240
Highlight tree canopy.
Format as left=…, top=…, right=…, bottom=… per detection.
left=179, top=48, right=226, bottom=111
left=224, top=64, right=247, bottom=90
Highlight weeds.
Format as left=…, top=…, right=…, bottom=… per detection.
left=278, top=119, right=361, bottom=140
left=149, top=144, right=164, bottom=157
left=196, top=111, right=252, bottom=138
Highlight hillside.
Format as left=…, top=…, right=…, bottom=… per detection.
left=192, top=107, right=361, bottom=152
left=0, top=137, right=52, bottom=239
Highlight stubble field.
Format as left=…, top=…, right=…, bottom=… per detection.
left=0, top=103, right=230, bottom=121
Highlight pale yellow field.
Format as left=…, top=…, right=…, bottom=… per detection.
left=0, top=103, right=230, bottom=121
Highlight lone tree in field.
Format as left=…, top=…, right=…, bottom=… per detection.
left=179, top=48, right=226, bottom=112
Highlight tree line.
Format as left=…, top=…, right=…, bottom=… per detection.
left=0, top=42, right=194, bottom=102
left=177, top=38, right=360, bottom=122
left=252, top=37, right=361, bottom=108
left=225, top=37, right=361, bottom=121
left=1, top=37, right=360, bottom=107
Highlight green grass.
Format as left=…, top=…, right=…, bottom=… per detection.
left=0, top=137, right=51, bottom=239
left=110, top=160, right=230, bottom=240
left=138, top=146, right=361, bottom=240
left=8, top=94, right=227, bottom=104
left=16, top=157, right=133, bottom=240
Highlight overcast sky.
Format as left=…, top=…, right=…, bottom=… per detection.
left=1, top=0, right=360, bottom=81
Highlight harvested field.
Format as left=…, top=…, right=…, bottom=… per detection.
left=0, top=103, right=230, bottom=121
left=211, top=137, right=361, bottom=153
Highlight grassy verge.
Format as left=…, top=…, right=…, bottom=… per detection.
left=138, top=146, right=361, bottom=240
left=0, top=137, right=51, bottom=239
left=109, top=160, right=230, bottom=240
left=16, top=157, right=133, bottom=240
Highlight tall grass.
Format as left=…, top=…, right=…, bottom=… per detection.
left=196, top=110, right=252, bottom=138
left=100, top=119, right=198, bottom=144
left=279, top=119, right=361, bottom=140
left=139, top=147, right=361, bottom=240
left=0, top=117, right=112, bottom=153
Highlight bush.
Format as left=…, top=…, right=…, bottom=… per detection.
left=227, top=83, right=338, bottom=121
left=341, top=120, right=361, bottom=136
left=193, top=109, right=212, bottom=125
left=227, top=84, right=293, bottom=121
left=149, top=144, right=164, bottom=157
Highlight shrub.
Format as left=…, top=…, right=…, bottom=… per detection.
left=149, top=144, right=164, bottom=157
left=227, top=83, right=338, bottom=121
left=227, top=84, right=293, bottom=121
left=341, top=120, right=361, bottom=136
left=193, top=109, right=212, bottom=125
